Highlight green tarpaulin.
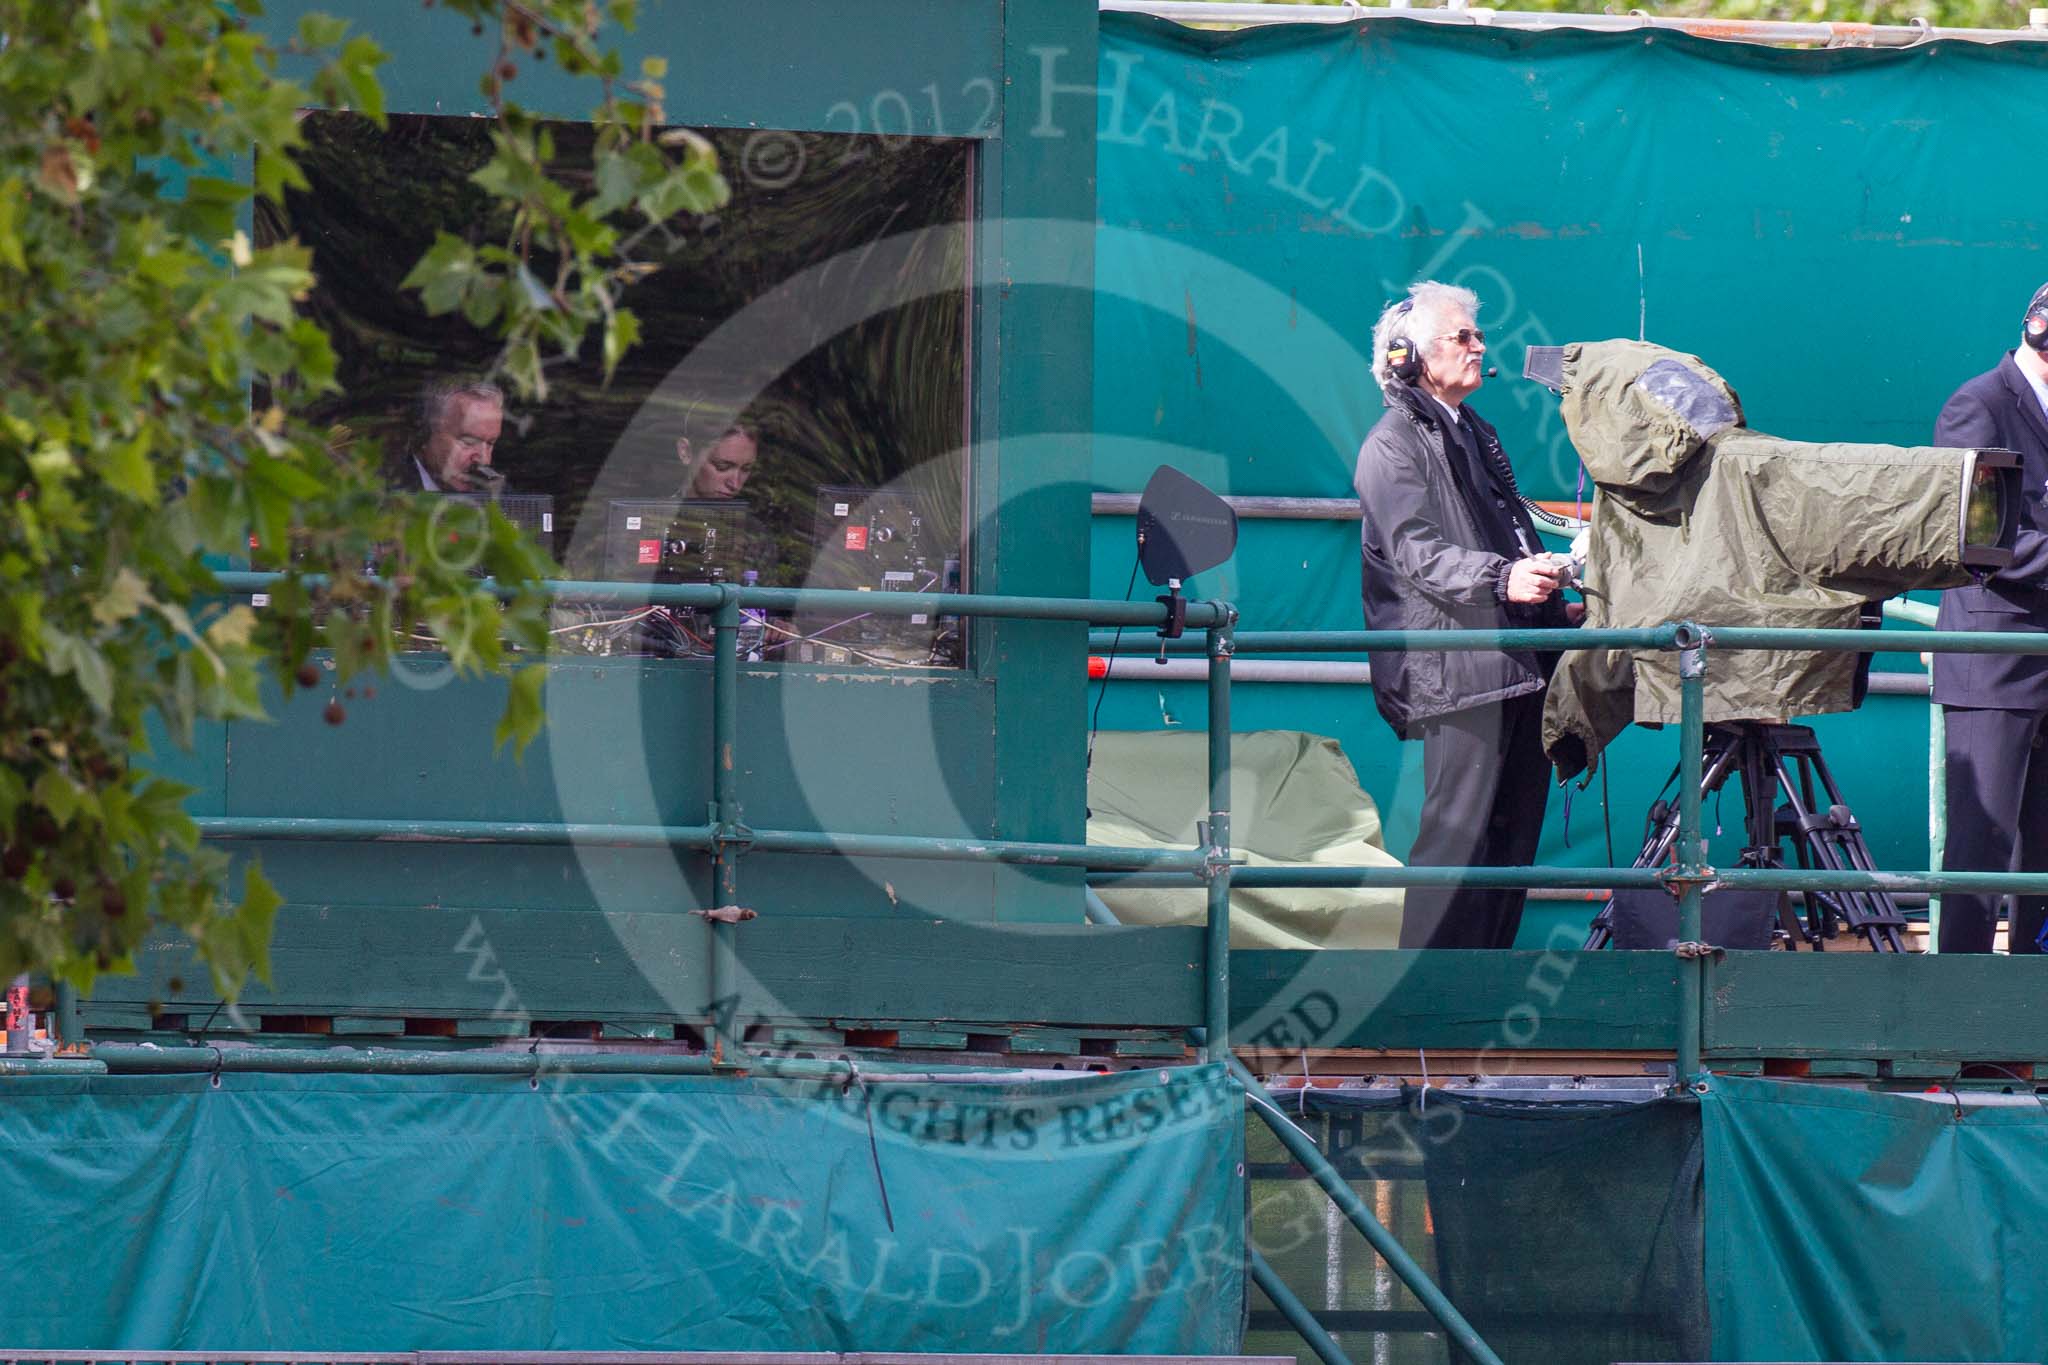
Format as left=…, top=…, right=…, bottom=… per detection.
left=1702, top=1074, right=2048, bottom=1362
left=0, top=1066, right=1245, bottom=1352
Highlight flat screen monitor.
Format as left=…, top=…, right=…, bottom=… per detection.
left=441, top=492, right=556, bottom=560
left=796, top=485, right=960, bottom=666
left=601, top=499, right=758, bottom=584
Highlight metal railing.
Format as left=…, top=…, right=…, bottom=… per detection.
left=1087, top=616, right=2048, bottom=1082
left=205, top=571, right=1234, bottom=1068
left=67, top=576, right=2048, bottom=1365
left=173, top=572, right=1449, bottom=1365
left=0, top=1355, right=1295, bottom=1365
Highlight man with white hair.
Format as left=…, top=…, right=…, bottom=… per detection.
left=1354, top=281, right=1574, bottom=949
left=405, top=376, right=506, bottom=493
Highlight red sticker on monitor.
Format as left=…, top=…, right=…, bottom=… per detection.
left=637, top=539, right=661, bottom=565
left=844, top=526, right=869, bottom=551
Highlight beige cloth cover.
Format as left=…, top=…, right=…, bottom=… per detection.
left=1544, top=339, right=1976, bottom=779
left=1087, top=729, right=1404, bottom=949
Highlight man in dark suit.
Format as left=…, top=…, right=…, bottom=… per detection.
left=393, top=377, right=506, bottom=493
left=1934, top=282, right=2048, bottom=953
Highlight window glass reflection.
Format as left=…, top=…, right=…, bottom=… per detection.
left=259, top=113, right=972, bottom=667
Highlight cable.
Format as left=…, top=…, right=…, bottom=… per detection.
left=1474, top=419, right=1586, bottom=531
left=757, top=573, right=939, bottom=662
left=1603, top=759, right=1615, bottom=869
left=1086, top=554, right=1143, bottom=776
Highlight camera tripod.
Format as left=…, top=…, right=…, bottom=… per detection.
left=1585, top=721, right=1909, bottom=952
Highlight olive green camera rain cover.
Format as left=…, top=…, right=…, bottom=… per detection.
left=1545, top=340, right=1973, bottom=780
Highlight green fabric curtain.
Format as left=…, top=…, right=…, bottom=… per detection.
left=0, top=1066, right=1244, bottom=1352
left=1702, top=1073, right=2048, bottom=1361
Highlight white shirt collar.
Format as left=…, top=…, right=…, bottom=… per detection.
left=2014, top=351, right=2048, bottom=424
left=1429, top=393, right=1463, bottom=425
left=415, top=457, right=440, bottom=491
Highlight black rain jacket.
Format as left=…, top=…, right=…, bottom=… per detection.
left=1353, top=382, right=1569, bottom=740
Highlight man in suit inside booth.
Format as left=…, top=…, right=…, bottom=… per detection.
left=1935, top=281, right=2048, bottom=953
left=399, top=376, right=507, bottom=493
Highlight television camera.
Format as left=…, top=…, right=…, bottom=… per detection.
left=1522, top=340, right=2020, bottom=950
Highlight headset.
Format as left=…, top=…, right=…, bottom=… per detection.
left=1385, top=299, right=1425, bottom=384
left=2026, top=284, right=2048, bottom=353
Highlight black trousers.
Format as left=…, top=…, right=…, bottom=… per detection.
left=1941, top=705, right=2048, bottom=954
left=1400, top=691, right=1552, bottom=950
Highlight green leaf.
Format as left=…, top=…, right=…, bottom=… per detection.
left=296, top=13, right=351, bottom=50
left=96, top=433, right=158, bottom=504
left=42, top=626, right=113, bottom=716
left=400, top=232, right=480, bottom=315
left=92, top=567, right=154, bottom=627
left=339, top=36, right=388, bottom=122
left=601, top=306, right=641, bottom=381
left=32, top=768, right=81, bottom=827
left=494, top=665, right=547, bottom=757
left=205, top=605, right=259, bottom=650
left=233, top=861, right=286, bottom=992
left=0, top=181, right=26, bottom=272
left=131, top=778, right=201, bottom=855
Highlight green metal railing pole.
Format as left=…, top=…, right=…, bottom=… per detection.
left=1251, top=1248, right=1357, bottom=1365
left=1675, top=627, right=1707, bottom=1086
left=1227, top=1056, right=1506, bottom=1365
left=1204, top=614, right=1236, bottom=1064
left=1930, top=701, right=1946, bottom=951
left=55, top=981, right=80, bottom=1048
left=709, top=588, right=744, bottom=1065
left=90, top=1045, right=722, bottom=1076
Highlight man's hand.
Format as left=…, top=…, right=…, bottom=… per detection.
left=1505, top=556, right=1565, bottom=604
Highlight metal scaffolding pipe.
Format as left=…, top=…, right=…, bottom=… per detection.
left=197, top=816, right=719, bottom=847
left=212, top=571, right=1225, bottom=630
left=1101, top=0, right=2048, bottom=46
left=1093, top=864, right=1671, bottom=890
left=1097, top=622, right=2048, bottom=657
left=1090, top=656, right=1931, bottom=693
left=196, top=816, right=1207, bottom=872
left=1094, top=492, right=1361, bottom=521
left=710, top=590, right=746, bottom=1065
left=1229, top=1057, right=1507, bottom=1365
left=1675, top=638, right=1707, bottom=1085
left=1093, top=625, right=1681, bottom=654
left=0, top=1056, right=107, bottom=1076
left=1204, top=620, right=1236, bottom=1063
left=1251, top=1247, right=1357, bottom=1365
left=92, top=1045, right=723, bottom=1076
left=1704, top=625, right=2048, bottom=654
left=1083, top=887, right=1124, bottom=925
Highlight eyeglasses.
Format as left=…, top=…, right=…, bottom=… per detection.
left=1434, top=328, right=1486, bottom=348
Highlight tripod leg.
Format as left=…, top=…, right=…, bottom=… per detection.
left=1590, top=732, right=1743, bottom=948
left=1775, top=740, right=1907, bottom=952
left=1733, top=732, right=1814, bottom=949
